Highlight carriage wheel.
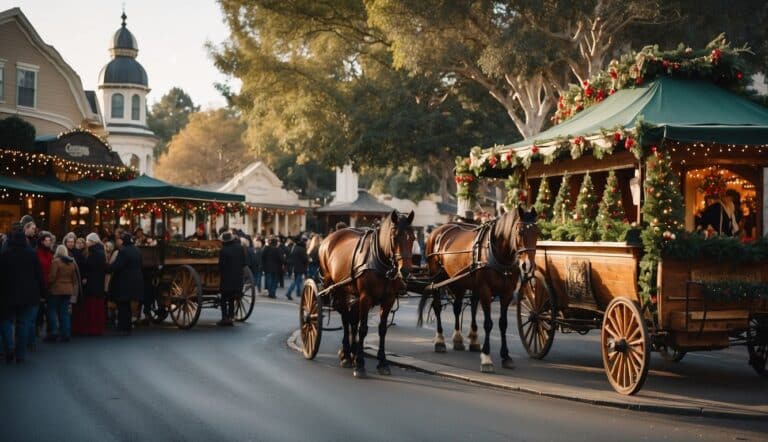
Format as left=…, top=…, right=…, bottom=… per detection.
left=299, top=279, right=323, bottom=360
left=168, top=265, right=203, bottom=330
left=516, top=273, right=556, bottom=359
left=658, top=345, right=687, bottom=362
left=234, top=267, right=256, bottom=322
left=601, top=297, right=650, bottom=395
left=148, top=274, right=168, bottom=323
left=747, top=314, right=768, bottom=378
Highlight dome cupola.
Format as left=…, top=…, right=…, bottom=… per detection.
left=98, top=12, right=148, bottom=87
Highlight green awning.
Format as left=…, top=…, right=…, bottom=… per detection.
left=43, top=175, right=245, bottom=202
left=508, top=77, right=768, bottom=149
left=0, top=175, right=82, bottom=197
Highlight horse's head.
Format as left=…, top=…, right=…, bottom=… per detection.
left=514, top=205, right=538, bottom=280
left=380, top=210, right=416, bottom=279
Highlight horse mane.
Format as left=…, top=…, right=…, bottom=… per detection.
left=493, top=209, right=520, bottom=257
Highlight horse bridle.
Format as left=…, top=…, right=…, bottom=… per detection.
left=512, top=220, right=538, bottom=282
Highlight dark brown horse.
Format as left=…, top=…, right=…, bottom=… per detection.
left=418, top=206, right=538, bottom=372
left=319, top=210, right=415, bottom=378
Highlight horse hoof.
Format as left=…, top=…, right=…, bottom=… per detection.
left=469, top=344, right=481, bottom=352
left=377, top=366, right=392, bottom=376
left=502, top=359, right=515, bottom=369
left=340, top=358, right=354, bottom=369
left=435, top=343, right=447, bottom=353
left=453, top=342, right=466, bottom=351
left=480, top=364, right=495, bottom=373
left=353, top=369, right=367, bottom=378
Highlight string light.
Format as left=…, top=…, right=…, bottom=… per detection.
left=0, top=149, right=137, bottom=181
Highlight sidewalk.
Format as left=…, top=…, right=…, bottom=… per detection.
left=287, top=298, right=768, bottom=420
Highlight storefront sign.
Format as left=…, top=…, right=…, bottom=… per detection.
left=64, top=143, right=90, bottom=157
left=44, top=131, right=123, bottom=166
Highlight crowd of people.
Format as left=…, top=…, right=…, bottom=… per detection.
left=0, top=214, right=329, bottom=364
left=695, top=189, right=758, bottom=240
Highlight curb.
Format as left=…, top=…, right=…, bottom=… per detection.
left=286, top=329, right=766, bottom=421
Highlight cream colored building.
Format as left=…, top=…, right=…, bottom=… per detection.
left=0, top=8, right=101, bottom=136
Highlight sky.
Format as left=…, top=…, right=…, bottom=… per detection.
left=5, top=0, right=237, bottom=108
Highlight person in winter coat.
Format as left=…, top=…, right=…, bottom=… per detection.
left=63, top=232, right=87, bottom=273
left=306, top=235, right=322, bottom=280
left=33, top=231, right=54, bottom=349
left=108, top=233, right=143, bottom=334
left=73, top=233, right=107, bottom=336
left=261, top=237, right=284, bottom=299
left=217, top=232, right=246, bottom=326
left=46, top=245, right=78, bottom=342
left=285, top=239, right=308, bottom=299
left=0, top=229, right=45, bottom=363
left=277, top=238, right=288, bottom=288
left=252, top=239, right=264, bottom=293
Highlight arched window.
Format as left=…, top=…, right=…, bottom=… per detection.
left=111, top=93, right=124, bottom=118
left=129, top=154, right=140, bottom=170
left=131, top=94, right=140, bottom=120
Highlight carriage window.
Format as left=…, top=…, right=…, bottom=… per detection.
left=111, top=93, right=124, bottom=118
left=685, top=167, right=760, bottom=239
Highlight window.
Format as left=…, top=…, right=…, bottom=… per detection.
left=0, top=63, right=4, bottom=102
left=111, top=93, right=124, bottom=118
left=16, top=68, right=36, bottom=107
left=131, top=94, right=140, bottom=120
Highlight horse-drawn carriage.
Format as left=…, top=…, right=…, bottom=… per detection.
left=455, top=72, right=768, bottom=394
left=141, top=240, right=256, bottom=329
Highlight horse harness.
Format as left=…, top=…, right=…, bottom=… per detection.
left=427, top=218, right=534, bottom=291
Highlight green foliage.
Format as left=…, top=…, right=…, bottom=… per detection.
left=364, top=165, right=439, bottom=202
left=662, top=234, right=768, bottom=264
left=638, top=150, right=685, bottom=308
left=552, top=173, right=573, bottom=225
left=533, top=177, right=553, bottom=221
left=568, top=173, right=598, bottom=241
left=271, top=152, right=335, bottom=200
left=598, top=170, right=628, bottom=241
left=0, top=116, right=36, bottom=150
left=147, top=87, right=200, bottom=158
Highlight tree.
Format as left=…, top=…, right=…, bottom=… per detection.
left=211, top=1, right=517, bottom=202
left=154, top=109, right=252, bottom=185
left=0, top=116, right=36, bottom=150
left=533, top=177, right=553, bottom=220
left=368, top=1, right=679, bottom=138
left=597, top=170, right=627, bottom=241
left=571, top=172, right=598, bottom=241
left=147, top=87, right=200, bottom=158
left=552, top=173, right=573, bottom=224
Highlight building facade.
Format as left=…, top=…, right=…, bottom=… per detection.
left=97, top=12, right=157, bottom=176
left=0, top=8, right=101, bottom=136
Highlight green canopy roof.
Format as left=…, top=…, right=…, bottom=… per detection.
left=509, top=77, right=768, bottom=149
left=43, top=175, right=245, bottom=202
left=0, top=175, right=79, bottom=197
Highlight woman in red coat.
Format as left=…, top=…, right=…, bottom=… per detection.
left=71, top=233, right=107, bottom=336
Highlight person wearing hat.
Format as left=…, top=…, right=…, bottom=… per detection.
left=75, top=233, right=107, bottom=335
left=107, top=233, right=143, bottom=335
left=186, top=223, right=208, bottom=241
left=0, top=230, right=45, bottom=363
left=218, top=231, right=246, bottom=326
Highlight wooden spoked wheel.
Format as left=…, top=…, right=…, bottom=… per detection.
left=658, top=345, right=687, bottom=362
left=168, top=265, right=203, bottom=330
left=234, top=267, right=256, bottom=322
left=516, top=273, right=557, bottom=359
left=601, top=297, right=650, bottom=395
left=299, top=279, right=323, bottom=360
left=747, top=314, right=768, bottom=378
left=148, top=274, right=169, bottom=323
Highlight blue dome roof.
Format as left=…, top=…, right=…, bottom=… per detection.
left=99, top=56, right=148, bottom=86
left=112, top=26, right=138, bottom=51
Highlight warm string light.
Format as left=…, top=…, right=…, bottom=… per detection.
left=98, top=200, right=307, bottom=218
left=0, top=149, right=137, bottom=181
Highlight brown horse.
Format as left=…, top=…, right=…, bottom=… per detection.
left=319, top=210, right=415, bottom=378
left=419, top=206, right=538, bottom=372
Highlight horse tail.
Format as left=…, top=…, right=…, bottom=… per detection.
left=416, top=289, right=433, bottom=327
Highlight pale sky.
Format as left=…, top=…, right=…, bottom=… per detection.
left=4, top=0, right=236, bottom=108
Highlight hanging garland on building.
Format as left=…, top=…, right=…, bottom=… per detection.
left=0, top=149, right=137, bottom=181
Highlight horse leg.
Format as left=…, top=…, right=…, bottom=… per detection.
left=377, top=297, right=396, bottom=375
left=339, top=309, right=353, bottom=368
left=349, top=306, right=360, bottom=366
left=499, top=292, right=514, bottom=369
left=479, top=291, right=495, bottom=373
left=353, top=297, right=372, bottom=378
left=451, top=292, right=465, bottom=351
left=468, top=292, right=481, bottom=352
left=433, top=289, right=446, bottom=353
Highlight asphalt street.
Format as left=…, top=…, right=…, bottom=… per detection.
left=1, top=294, right=767, bottom=442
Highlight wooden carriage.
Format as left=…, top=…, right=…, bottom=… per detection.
left=140, top=240, right=256, bottom=329
left=464, top=76, right=768, bottom=394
